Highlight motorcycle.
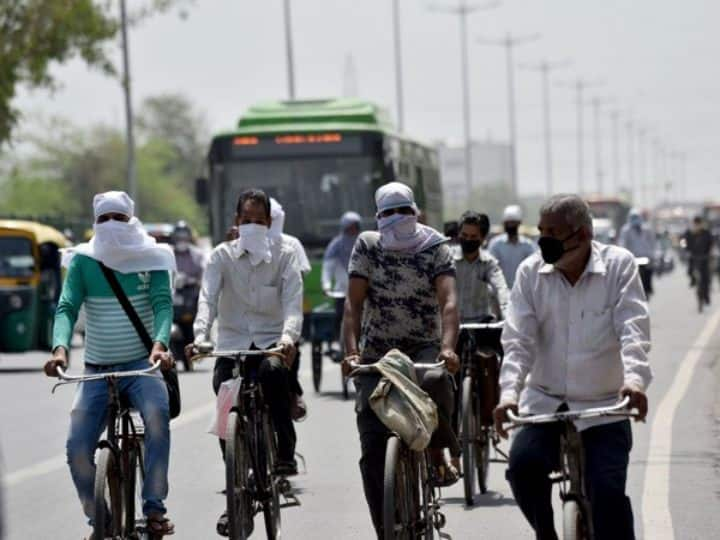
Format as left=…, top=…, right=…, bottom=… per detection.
left=170, top=272, right=200, bottom=372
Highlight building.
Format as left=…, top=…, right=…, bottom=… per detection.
left=436, top=139, right=513, bottom=204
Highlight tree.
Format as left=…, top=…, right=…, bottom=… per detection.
left=0, top=0, right=193, bottom=146
left=136, top=93, right=208, bottom=184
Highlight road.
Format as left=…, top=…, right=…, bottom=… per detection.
left=2, top=269, right=720, bottom=539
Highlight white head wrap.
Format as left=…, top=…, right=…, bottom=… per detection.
left=374, top=182, right=446, bottom=254
left=340, top=211, right=362, bottom=229
left=62, top=191, right=176, bottom=273
left=269, top=197, right=285, bottom=240
left=502, top=205, right=523, bottom=222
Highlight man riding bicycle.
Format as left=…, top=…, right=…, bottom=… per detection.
left=187, top=188, right=303, bottom=535
left=44, top=191, right=177, bottom=539
left=342, top=182, right=461, bottom=539
left=455, top=210, right=510, bottom=322
left=493, top=194, right=652, bottom=540
left=684, top=215, right=714, bottom=306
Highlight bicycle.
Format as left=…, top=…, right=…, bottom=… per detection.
left=506, top=397, right=636, bottom=540
left=457, top=321, right=507, bottom=505
left=191, top=345, right=297, bottom=540
left=310, top=290, right=349, bottom=399
left=348, top=360, right=449, bottom=540
left=53, top=362, right=161, bottom=540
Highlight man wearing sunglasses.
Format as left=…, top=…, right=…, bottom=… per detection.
left=342, top=181, right=461, bottom=538
left=45, top=191, right=177, bottom=538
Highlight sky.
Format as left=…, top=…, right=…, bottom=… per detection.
left=11, top=0, right=720, bottom=202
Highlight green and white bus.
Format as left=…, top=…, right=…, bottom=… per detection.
left=197, top=98, right=443, bottom=311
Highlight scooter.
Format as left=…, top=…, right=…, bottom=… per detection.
left=170, top=272, right=200, bottom=372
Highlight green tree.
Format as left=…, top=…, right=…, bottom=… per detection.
left=136, top=93, right=208, bottom=185
left=0, top=0, right=194, bottom=146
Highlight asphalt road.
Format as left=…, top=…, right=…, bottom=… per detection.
left=2, top=268, right=720, bottom=539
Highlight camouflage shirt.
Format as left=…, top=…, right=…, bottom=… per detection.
left=348, top=231, right=455, bottom=362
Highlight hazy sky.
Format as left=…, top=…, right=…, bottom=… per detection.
left=12, top=0, right=720, bottom=201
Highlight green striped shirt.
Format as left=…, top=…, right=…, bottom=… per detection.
left=53, top=254, right=172, bottom=365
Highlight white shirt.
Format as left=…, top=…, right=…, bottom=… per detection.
left=500, top=241, right=652, bottom=430
left=618, top=224, right=656, bottom=259
left=193, top=240, right=304, bottom=350
left=277, top=233, right=311, bottom=275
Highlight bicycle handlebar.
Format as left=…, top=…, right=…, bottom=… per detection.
left=347, top=360, right=445, bottom=377
left=324, top=290, right=347, bottom=300
left=52, top=362, right=161, bottom=393
left=507, top=396, right=634, bottom=425
left=459, top=321, right=505, bottom=331
left=190, top=346, right=284, bottom=363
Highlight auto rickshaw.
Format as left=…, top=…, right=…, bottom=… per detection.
left=0, top=220, right=70, bottom=353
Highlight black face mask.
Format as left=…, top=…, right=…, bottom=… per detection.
left=460, top=239, right=481, bottom=254
left=538, top=228, right=582, bottom=265
left=505, top=224, right=519, bottom=236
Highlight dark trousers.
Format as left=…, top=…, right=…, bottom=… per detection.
left=213, top=351, right=297, bottom=463
left=355, top=347, right=459, bottom=538
left=638, top=266, right=654, bottom=297
left=290, top=342, right=303, bottom=396
left=507, top=419, right=634, bottom=540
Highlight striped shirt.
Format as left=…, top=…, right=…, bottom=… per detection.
left=53, top=254, right=172, bottom=365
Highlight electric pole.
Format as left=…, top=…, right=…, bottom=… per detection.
left=521, top=60, right=570, bottom=197
left=590, top=96, right=611, bottom=195
left=477, top=32, right=540, bottom=198
left=626, top=116, right=635, bottom=201
left=428, top=0, right=500, bottom=200
left=119, top=0, right=137, bottom=204
left=558, top=78, right=603, bottom=194
left=283, top=0, right=296, bottom=99
left=610, top=109, right=621, bottom=194
left=392, top=0, right=405, bottom=132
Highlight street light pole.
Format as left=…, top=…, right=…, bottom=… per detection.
left=626, top=116, right=635, bottom=201
left=590, top=96, right=611, bottom=195
left=477, top=32, right=540, bottom=198
left=283, top=0, right=296, bottom=99
left=392, top=0, right=405, bottom=132
left=610, top=109, right=621, bottom=194
left=521, top=60, right=570, bottom=197
left=428, top=1, right=500, bottom=200
left=119, top=0, right=137, bottom=204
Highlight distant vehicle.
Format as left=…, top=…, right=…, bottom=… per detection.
left=586, top=196, right=631, bottom=236
left=592, top=217, right=617, bottom=244
left=196, top=97, right=443, bottom=313
left=702, top=203, right=720, bottom=237
left=143, top=223, right=175, bottom=244
left=0, top=220, right=70, bottom=354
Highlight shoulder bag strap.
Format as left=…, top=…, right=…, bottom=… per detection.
left=97, top=261, right=154, bottom=353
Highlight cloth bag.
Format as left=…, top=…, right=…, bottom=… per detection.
left=368, top=349, right=439, bottom=451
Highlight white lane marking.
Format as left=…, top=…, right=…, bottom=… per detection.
left=642, top=308, right=720, bottom=540
left=2, top=401, right=215, bottom=488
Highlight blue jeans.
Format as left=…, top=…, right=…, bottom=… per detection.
left=66, top=358, right=170, bottom=521
left=506, top=419, right=634, bottom=540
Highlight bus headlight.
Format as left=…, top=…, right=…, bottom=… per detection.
left=9, top=294, right=23, bottom=310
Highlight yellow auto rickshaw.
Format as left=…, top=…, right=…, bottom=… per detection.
left=0, top=220, right=70, bottom=353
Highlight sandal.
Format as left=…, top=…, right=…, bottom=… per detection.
left=432, top=459, right=460, bottom=488
left=147, top=512, right=175, bottom=537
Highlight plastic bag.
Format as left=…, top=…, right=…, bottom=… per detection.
left=208, top=377, right=242, bottom=439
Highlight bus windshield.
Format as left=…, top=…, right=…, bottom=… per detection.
left=0, top=236, right=35, bottom=278
left=221, top=155, right=383, bottom=246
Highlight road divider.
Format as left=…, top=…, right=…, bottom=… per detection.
left=642, top=307, right=720, bottom=540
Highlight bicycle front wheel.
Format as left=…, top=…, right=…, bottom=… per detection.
left=261, top=412, right=281, bottom=540
left=461, top=375, right=477, bottom=506
left=562, top=499, right=591, bottom=540
left=383, top=435, right=416, bottom=540
left=94, top=447, right=123, bottom=539
left=226, top=411, right=250, bottom=540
